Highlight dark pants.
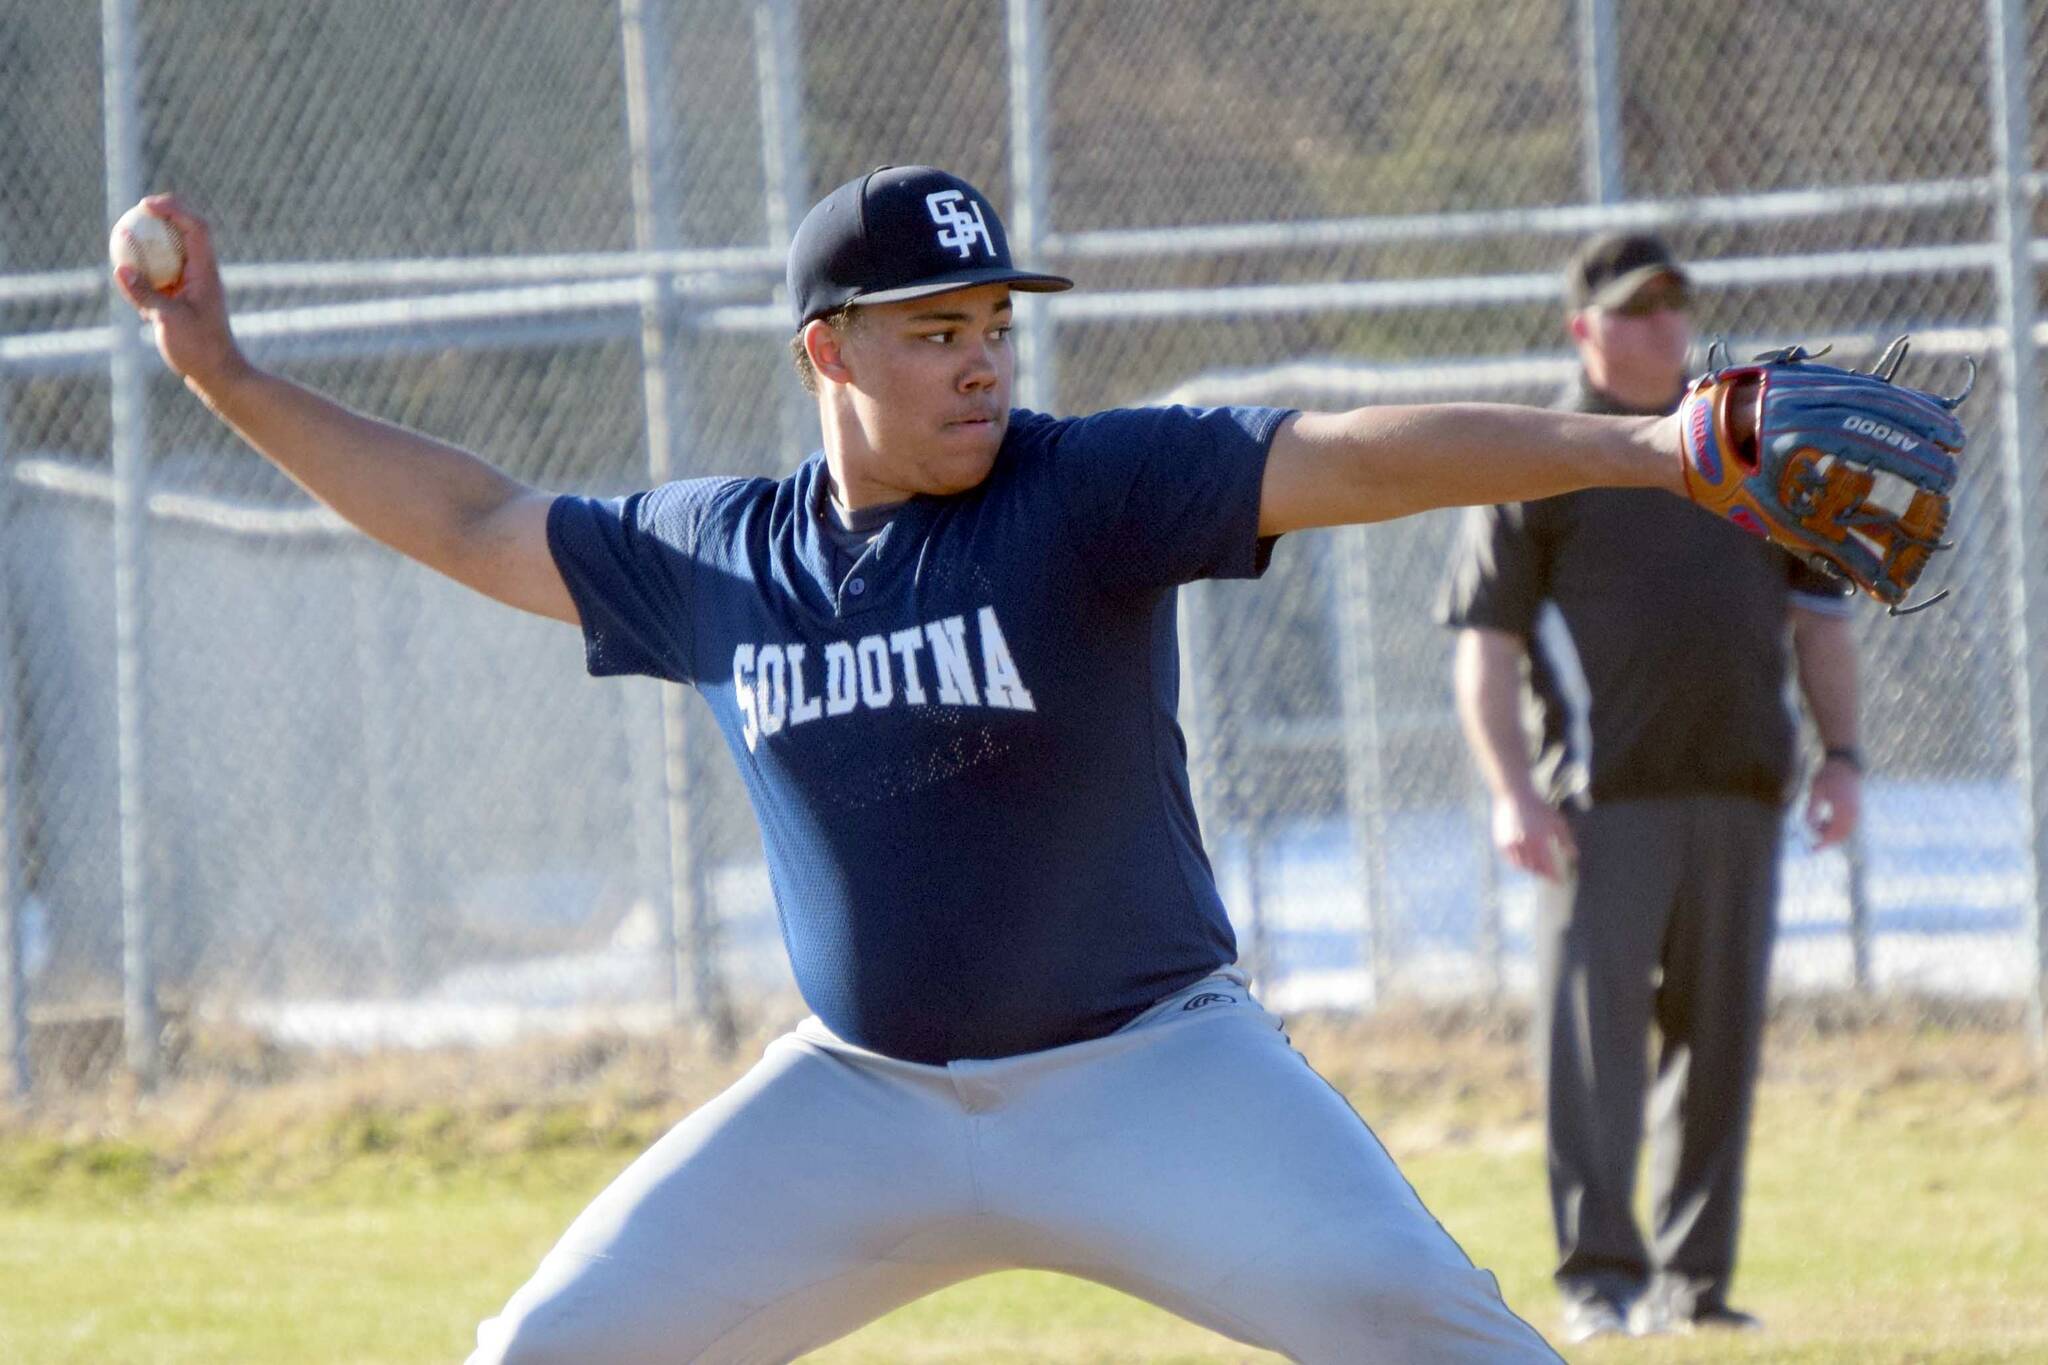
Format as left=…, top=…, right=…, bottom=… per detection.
left=1534, top=795, right=1782, bottom=1314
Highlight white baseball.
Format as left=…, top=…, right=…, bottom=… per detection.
left=109, top=204, right=186, bottom=292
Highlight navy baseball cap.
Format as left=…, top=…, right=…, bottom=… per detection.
left=788, top=165, right=1072, bottom=328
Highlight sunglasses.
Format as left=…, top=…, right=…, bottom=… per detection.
left=1610, top=278, right=1693, bottom=317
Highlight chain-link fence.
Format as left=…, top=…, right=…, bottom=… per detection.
left=2, top=0, right=2044, bottom=1092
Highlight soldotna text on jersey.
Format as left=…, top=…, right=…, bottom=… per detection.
left=733, top=604, right=1035, bottom=750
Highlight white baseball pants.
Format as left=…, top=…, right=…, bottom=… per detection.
left=469, top=971, right=1561, bottom=1363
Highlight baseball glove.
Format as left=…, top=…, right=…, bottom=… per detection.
left=1677, top=338, right=1969, bottom=614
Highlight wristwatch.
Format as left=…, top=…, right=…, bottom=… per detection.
left=1822, top=745, right=1864, bottom=773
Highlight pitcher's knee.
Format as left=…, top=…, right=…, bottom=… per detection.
left=1322, top=1232, right=1478, bottom=1315
left=468, top=1298, right=591, bottom=1365
left=466, top=1257, right=663, bottom=1365
left=468, top=1258, right=754, bottom=1365
left=1281, top=1227, right=1560, bottom=1362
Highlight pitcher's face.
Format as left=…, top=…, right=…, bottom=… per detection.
left=832, top=284, right=1015, bottom=502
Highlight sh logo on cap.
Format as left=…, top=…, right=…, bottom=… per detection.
left=927, top=190, right=994, bottom=259
left=787, top=165, right=1072, bottom=327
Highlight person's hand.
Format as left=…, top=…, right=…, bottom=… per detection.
left=109, top=193, right=251, bottom=397
left=1491, top=789, right=1577, bottom=881
left=1805, top=756, right=1863, bottom=848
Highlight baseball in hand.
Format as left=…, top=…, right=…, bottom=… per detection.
left=109, top=204, right=186, bottom=293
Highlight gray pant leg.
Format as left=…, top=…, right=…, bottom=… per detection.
left=1645, top=796, right=1782, bottom=1311
left=469, top=1029, right=988, bottom=1365
left=970, top=981, right=1563, bottom=1363
left=1534, top=799, right=1687, bottom=1306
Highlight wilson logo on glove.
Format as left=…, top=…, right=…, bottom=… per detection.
left=1677, top=337, right=1970, bottom=616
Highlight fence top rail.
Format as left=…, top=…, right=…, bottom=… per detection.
left=0, top=246, right=786, bottom=307
left=4, top=172, right=2036, bottom=310
left=6, top=241, right=2034, bottom=375
left=5, top=322, right=2008, bottom=542
left=9, top=456, right=353, bottom=536
left=1050, top=176, right=2004, bottom=259
left=1146, top=326, right=2002, bottom=409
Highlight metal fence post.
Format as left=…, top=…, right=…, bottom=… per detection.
left=756, top=0, right=814, bottom=466
left=348, top=554, right=409, bottom=991
left=0, top=362, right=28, bottom=1097
left=754, top=0, right=807, bottom=247
left=103, top=0, right=158, bottom=1086
left=755, top=0, right=815, bottom=467
left=1577, top=0, right=1623, bottom=204
left=1335, top=529, right=1391, bottom=1004
left=1468, top=779, right=1505, bottom=1001
left=620, top=0, right=735, bottom=1051
left=1845, top=827, right=1874, bottom=992
left=1176, top=583, right=1220, bottom=868
left=1243, top=806, right=1271, bottom=987
left=1984, top=0, right=2048, bottom=1065
left=1006, top=0, right=1055, bottom=412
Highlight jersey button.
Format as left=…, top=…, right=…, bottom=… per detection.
left=846, top=577, right=866, bottom=597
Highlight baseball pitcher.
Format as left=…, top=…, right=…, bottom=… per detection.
left=113, top=165, right=1962, bottom=1364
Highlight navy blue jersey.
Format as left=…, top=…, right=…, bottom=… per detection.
left=549, top=404, right=1292, bottom=1063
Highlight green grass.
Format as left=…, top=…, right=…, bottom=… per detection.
left=3, top=1018, right=2043, bottom=1363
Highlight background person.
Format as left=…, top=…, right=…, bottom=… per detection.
left=1438, top=231, right=1864, bottom=1342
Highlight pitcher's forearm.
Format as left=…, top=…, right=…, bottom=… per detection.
left=1265, top=404, right=1682, bottom=534
left=193, top=364, right=542, bottom=571
left=1348, top=404, right=1678, bottom=513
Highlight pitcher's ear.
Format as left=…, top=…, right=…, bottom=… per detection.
left=805, top=319, right=854, bottom=385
